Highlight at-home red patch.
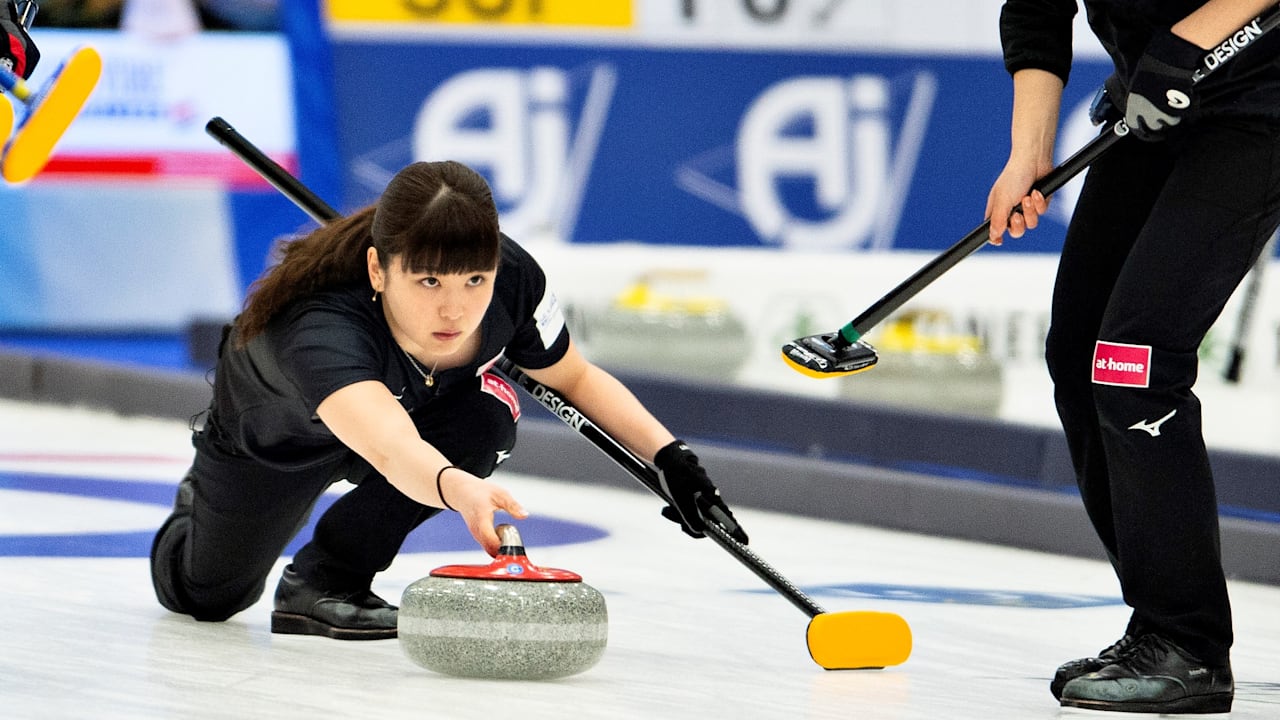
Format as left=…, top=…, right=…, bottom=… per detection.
left=1093, top=341, right=1151, bottom=387
left=480, top=372, right=522, bottom=421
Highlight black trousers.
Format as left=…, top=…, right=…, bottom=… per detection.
left=1045, top=116, right=1280, bottom=666
left=150, top=380, right=518, bottom=622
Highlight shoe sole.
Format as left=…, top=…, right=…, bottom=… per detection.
left=1061, top=693, right=1233, bottom=714
left=270, top=611, right=397, bottom=641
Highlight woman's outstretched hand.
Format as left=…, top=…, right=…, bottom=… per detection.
left=438, top=468, right=529, bottom=556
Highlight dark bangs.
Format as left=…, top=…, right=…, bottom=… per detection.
left=386, top=188, right=500, bottom=275
left=371, top=161, right=502, bottom=275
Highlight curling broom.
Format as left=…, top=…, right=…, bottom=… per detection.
left=0, top=44, right=101, bottom=183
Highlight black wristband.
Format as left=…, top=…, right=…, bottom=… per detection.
left=435, top=465, right=458, bottom=511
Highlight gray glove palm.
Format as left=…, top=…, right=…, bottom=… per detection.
left=1125, top=30, right=1203, bottom=141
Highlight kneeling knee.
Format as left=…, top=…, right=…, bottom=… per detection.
left=188, top=604, right=242, bottom=623
left=164, top=580, right=264, bottom=622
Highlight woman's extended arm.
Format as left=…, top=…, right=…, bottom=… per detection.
left=316, top=380, right=527, bottom=555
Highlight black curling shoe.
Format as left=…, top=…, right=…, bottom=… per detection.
left=1059, top=633, right=1233, bottom=714
left=1050, top=633, right=1135, bottom=700
left=271, top=565, right=398, bottom=640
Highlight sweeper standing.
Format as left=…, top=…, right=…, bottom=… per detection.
left=985, top=0, right=1280, bottom=713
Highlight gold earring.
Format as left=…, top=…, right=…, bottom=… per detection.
left=372, top=290, right=379, bottom=302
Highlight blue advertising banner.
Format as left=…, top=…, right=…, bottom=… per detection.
left=329, top=38, right=1112, bottom=253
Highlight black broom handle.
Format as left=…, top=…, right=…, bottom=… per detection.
left=846, top=125, right=1120, bottom=340
left=207, top=117, right=341, bottom=224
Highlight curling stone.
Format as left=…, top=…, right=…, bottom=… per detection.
left=398, top=524, right=607, bottom=680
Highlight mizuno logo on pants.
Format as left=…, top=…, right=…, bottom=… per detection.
left=1129, top=409, right=1177, bottom=437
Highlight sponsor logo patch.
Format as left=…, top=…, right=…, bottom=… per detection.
left=480, top=372, right=521, bottom=421
left=1093, top=341, right=1151, bottom=387
left=1129, top=409, right=1177, bottom=437
left=534, top=290, right=566, bottom=349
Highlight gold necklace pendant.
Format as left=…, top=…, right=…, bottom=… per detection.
left=404, top=348, right=438, bottom=388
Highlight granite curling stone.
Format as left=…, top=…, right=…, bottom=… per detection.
left=399, top=524, right=608, bottom=680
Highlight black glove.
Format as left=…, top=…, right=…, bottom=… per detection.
left=1124, top=29, right=1203, bottom=141
left=654, top=440, right=748, bottom=544
left=1, top=1, right=39, bottom=80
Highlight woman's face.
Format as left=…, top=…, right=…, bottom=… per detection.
left=368, top=247, right=497, bottom=359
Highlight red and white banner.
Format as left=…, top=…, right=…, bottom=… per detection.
left=20, top=30, right=295, bottom=186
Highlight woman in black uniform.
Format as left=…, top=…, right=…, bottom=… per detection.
left=150, top=160, right=747, bottom=641
left=986, top=0, right=1280, bottom=713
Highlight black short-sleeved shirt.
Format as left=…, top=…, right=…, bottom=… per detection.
left=1000, top=0, right=1280, bottom=120
left=210, top=234, right=570, bottom=468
